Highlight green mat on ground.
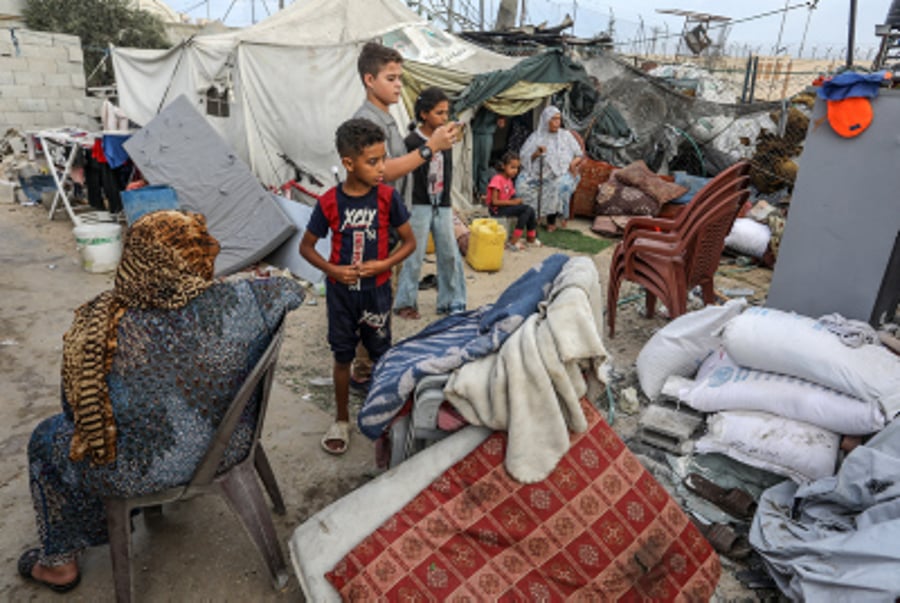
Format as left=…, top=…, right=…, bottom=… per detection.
left=537, top=226, right=615, bottom=254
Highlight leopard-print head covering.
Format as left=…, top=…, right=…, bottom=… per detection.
left=62, top=210, right=219, bottom=465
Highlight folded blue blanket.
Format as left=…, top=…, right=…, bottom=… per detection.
left=357, top=253, right=570, bottom=439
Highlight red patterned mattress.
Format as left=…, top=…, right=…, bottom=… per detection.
left=326, top=400, right=720, bottom=601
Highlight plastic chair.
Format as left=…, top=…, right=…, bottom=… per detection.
left=606, top=161, right=750, bottom=337
left=104, top=321, right=289, bottom=602
left=607, top=188, right=748, bottom=336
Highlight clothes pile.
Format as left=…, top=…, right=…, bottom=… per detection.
left=357, top=253, right=610, bottom=483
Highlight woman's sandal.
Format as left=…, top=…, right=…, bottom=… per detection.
left=505, top=240, right=525, bottom=252
left=684, top=472, right=757, bottom=521
left=526, top=238, right=543, bottom=248
left=18, top=548, right=81, bottom=593
left=321, top=421, right=350, bottom=455
left=394, top=307, right=421, bottom=320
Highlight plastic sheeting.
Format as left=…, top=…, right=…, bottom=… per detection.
left=579, top=53, right=781, bottom=173
left=750, top=418, right=900, bottom=601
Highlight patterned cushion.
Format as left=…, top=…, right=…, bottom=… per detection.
left=594, top=178, right=660, bottom=216
left=615, top=160, right=689, bottom=204
left=325, top=400, right=720, bottom=600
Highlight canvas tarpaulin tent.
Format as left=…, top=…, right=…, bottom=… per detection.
left=111, top=0, right=516, bottom=201
left=112, top=0, right=595, bottom=207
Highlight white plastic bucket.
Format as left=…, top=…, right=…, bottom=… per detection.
left=73, top=222, right=123, bottom=273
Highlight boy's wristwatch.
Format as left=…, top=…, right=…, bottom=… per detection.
left=418, top=145, right=433, bottom=161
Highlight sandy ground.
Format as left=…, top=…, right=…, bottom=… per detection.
left=0, top=201, right=773, bottom=601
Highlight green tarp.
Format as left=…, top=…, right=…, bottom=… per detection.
left=453, top=48, right=589, bottom=114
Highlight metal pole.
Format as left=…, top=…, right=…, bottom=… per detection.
left=773, top=0, right=789, bottom=55
left=741, top=54, right=752, bottom=103
left=448, top=0, right=454, bottom=32
left=537, top=154, right=544, bottom=226
left=480, top=0, right=485, bottom=30
left=278, top=0, right=284, bottom=8
left=748, top=55, right=759, bottom=102
left=847, top=0, right=858, bottom=67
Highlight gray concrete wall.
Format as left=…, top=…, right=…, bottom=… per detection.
left=0, top=0, right=26, bottom=19
left=0, top=28, right=93, bottom=133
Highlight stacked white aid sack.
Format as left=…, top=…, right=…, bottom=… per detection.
left=668, top=348, right=885, bottom=435
left=635, top=298, right=747, bottom=400
left=721, top=307, right=900, bottom=420
left=695, top=410, right=841, bottom=483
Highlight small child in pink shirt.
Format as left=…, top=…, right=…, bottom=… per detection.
left=486, top=152, right=540, bottom=250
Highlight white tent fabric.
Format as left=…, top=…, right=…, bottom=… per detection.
left=112, top=0, right=516, bottom=196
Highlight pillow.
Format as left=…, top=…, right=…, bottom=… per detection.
left=615, top=160, right=689, bottom=204
left=590, top=215, right=630, bottom=237
left=671, top=171, right=711, bottom=205
left=571, top=159, right=616, bottom=217
left=594, top=178, right=659, bottom=216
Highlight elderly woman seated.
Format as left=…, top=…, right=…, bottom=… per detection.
left=515, top=105, right=583, bottom=231
left=18, top=210, right=303, bottom=593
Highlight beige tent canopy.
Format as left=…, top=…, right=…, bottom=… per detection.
left=112, top=0, right=518, bottom=202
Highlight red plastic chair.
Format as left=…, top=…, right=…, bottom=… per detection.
left=607, top=186, right=749, bottom=336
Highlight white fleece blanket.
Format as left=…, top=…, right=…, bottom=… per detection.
left=443, top=257, right=610, bottom=483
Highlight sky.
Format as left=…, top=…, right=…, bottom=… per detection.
left=172, top=0, right=892, bottom=61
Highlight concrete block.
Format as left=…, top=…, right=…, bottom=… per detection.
left=1, top=85, right=29, bottom=98
left=13, top=71, right=43, bottom=86
left=51, top=33, right=80, bottom=47
left=39, top=112, right=65, bottom=127
left=45, top=98, right=76, bottom=113
left=0, top=56, right=25, bottom=73
left=637, top=404, right=703, bottom=455
left=43, top=73, right=71, bottom=87
left=35, top=45, right=69, bottom=61
left=17, top=98, right=48, bottom=113
left=0, top=179, right=17, bottom=204
left=62, top=112, right=87, bottom=126
left=71, top=72, right=86, bottom=89
left=4, top=113, right=33, bottom=130
left=27, top=57, right=58, bottom=74
left=17, top=42, right=50, bottom=56
left=35, top=85, right=62, bottom=100
left=66, top=45, right=83, bottom=64
left=0, top=97, right=19, bottom=114
left=0, top=70, right=14, bottom=85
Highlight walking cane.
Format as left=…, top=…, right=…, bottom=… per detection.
left=536, top=154, right=544, bottom=228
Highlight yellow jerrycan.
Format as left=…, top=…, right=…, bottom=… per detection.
left=465, top=218, right=506, bottom=272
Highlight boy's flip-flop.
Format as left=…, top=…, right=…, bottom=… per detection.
left=394, top=307, right=421, bottom=320
left=18, top=548, right=81, bottom=594
left=321, top=421, right=350, bottom=455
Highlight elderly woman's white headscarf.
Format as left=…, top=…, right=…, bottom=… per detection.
left=519, top=106, right=583, bottom=179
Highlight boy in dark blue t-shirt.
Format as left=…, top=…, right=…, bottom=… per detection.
left=300, top=118, right=415, bottom=455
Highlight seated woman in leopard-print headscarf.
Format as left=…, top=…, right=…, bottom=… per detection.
left=18, top=210, right=304, bottom=593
